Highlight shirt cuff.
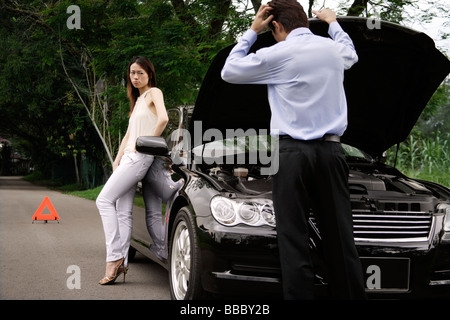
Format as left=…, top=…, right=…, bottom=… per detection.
left=328, top=21, right=343, bottom=38
left=242, top=29, right=257, bottom=44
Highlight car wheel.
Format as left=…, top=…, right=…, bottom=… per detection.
left=169, top=206, right=204, bottom=300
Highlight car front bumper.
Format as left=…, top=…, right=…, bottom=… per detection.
left=194, top=216, right=450, bottom=299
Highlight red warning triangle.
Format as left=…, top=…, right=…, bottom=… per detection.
left=32, top=196, right=60, bottom=222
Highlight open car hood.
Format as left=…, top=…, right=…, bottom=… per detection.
left=190, top=17, right=450, bottom=157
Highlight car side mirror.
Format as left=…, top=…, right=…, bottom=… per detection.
left=136, top=136, right=169, bottom=156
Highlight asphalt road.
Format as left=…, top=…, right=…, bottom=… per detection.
left=0, top=176, right=170, bottom=300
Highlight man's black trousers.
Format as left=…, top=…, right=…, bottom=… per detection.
left=273, top=138, right=366, bottom=299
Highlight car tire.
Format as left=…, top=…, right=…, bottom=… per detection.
left=168, top=206, right=205, bottom=300
left=127, top=245, right=137, bottom=262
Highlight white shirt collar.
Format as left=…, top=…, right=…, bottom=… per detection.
left=286, top=27, right=313, bottom=40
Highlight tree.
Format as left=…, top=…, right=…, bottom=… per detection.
left=1, top=0, right=448, bottom=186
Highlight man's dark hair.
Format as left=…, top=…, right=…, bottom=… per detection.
left=268, top=0, right=309, bottom=32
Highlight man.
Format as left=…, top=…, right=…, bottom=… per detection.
left=221, top=0, right=366, bottom=299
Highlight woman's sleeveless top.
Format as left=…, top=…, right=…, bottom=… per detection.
left=124, top=88, right=158, bottom=153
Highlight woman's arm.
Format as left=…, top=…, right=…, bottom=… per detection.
left=148, top=88, right=169, bottom=136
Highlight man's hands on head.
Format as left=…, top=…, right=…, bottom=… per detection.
left=312, top=8, right=337, bottom=24
left=251, top=4, right=274, bottom=33
left=250, top=6, right=338, bottom=34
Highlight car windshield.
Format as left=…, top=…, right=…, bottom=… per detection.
left=193, top=135, right=272, bottom=156
left=341, top=143, right=373, bottom=161
left=191, top=135, right=273, bottom=167
left=191, top=135, right=373, bottom=164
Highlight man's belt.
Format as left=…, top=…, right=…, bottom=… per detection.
left=279, top=134, right=340, bottom=143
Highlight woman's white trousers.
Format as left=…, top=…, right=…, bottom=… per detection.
left=96, top=152, right=154, bottom=265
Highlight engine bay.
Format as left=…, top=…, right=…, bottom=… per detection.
left=198, top=163, right=272, bottom=195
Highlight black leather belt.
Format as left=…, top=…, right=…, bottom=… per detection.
left=279, top=134, right=340, bottom=143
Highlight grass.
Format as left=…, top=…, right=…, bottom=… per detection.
left=385, top=131, right=449, bottom=188
left=66, top=185, right=103, bottom=201
left=23, top=172, right=146, bottom=208
left=65, top=185, right=146, bottom=208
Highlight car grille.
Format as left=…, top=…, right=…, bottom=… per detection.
left=352, top=210, right=433, bottom=242
left=309, top=210, right=434, bottom=242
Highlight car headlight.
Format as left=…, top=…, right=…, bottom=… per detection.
left=438, top=204, right=450, bottom=232
left=210, top=196, right=276, bottom=227
left=210, top=196, right=236, bottom=225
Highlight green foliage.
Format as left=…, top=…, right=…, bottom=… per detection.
left=1, top=0, right=449, bottom=191
left=66, top=184, right=104, bottom=201
left=387, top=79, right=450, bottom=187
left=0, top=0, right=254, bottom=184
left=66, top=184, right=145, bottom=208
left=386, top=131, right=450, bottom=187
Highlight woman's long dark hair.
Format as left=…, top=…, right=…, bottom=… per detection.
left=126, top=56, right=157, bottom=115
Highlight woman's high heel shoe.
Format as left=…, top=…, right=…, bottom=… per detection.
left=98, top=257, right=126, bottom=285
left=117, top=265, right=128, bottom=283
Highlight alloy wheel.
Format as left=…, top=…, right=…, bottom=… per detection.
left=170, top=220, right=191, bottom=300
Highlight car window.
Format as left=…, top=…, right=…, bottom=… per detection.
left=163, top=108, right=181, bottom=141
left=192, top=135, right=274, bottom=158
left=187, top=134, right=373, bottom=166
left=166, top=106, right=194, bottom=165
left=341, top=143, right=372, bottom=161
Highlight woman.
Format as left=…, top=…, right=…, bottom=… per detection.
left=96, top=56, right=168, bottom=285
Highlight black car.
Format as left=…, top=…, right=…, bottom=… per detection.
left=129, top=17, right=450, bottom=299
